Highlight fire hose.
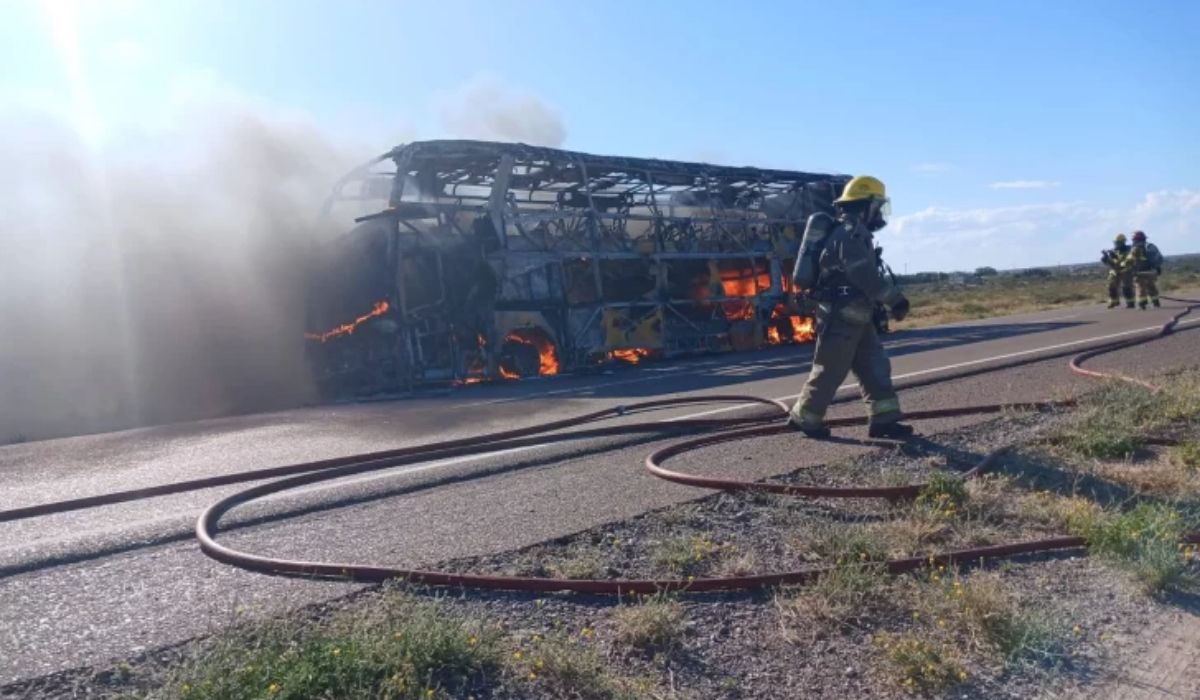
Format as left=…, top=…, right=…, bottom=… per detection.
left=3, top=298, right=1198, bottom=595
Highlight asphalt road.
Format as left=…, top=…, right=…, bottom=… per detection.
left=1, top=299, right=1198, bottom=686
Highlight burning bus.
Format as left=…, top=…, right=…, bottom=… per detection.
left=306, top=140, right=849, bottom=397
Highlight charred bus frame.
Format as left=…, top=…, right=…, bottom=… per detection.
left=306, top=140, right=849, bottom=396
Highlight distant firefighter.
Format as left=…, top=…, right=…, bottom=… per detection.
left=1101, top=233, right=1133, bottom=309
left=1128, top=230, right=1164, bottom=309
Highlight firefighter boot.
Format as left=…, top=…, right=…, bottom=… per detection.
left=1126, top=301, right=1135, bottom=309
left=1139, top=300, right=1148, bottom=310
left=785, top=416, right=831, bottom=439
left=868, top=422, right=915, bottom=439
left=1153, top=298, right=1161, bottom=308
left=1107, top=299, right=1119, bottom=309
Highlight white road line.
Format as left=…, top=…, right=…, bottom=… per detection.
left=666, top=316, right=1200, bottom=420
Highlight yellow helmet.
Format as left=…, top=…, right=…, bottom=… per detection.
left=1114, top=233, right=1127, bottom=245
left=835, top=175, right=887, bottom=204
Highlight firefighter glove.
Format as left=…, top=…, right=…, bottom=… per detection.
left=891, top=295, right=910, bottom=322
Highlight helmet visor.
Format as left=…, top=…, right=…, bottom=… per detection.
left=870, top=197, right=892, bottom=220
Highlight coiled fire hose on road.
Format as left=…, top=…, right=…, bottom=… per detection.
left=3, top=298, right=1199, bottom=595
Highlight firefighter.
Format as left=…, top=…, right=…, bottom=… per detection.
left=786, top=175, right=913, bottom=439
left=1128, top=230, right=1163, bottom=309
left=1102, top=233, right=1134, bottom=309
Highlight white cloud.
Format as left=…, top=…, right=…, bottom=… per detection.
left=988, top=180, right=1061, bottom=189
left=887, top=190, right=1198, bottom=272
left=911, top=162, right=954, bottom=174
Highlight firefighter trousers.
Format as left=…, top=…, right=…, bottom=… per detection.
left=1107, top=270, right=1133, bottom=305
left=1134, top=272, right=1159, bottom=307
left=790, top=315, right=902, bottom=428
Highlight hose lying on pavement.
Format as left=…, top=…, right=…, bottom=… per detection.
left=4, top=299, right=1199, bottom=594
left=194, top=295, right=1200, bottom=593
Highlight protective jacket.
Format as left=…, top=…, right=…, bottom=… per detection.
left=1128, top=243, right=1163, bottom=274
left=1102, top=245, right=1131, bottom=272
left=793, top=212, right=903, bottom=325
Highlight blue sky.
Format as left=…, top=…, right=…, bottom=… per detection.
left=2, top=0, right=1198, bottom=271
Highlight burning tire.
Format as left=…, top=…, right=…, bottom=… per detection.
left=498, top=327, right=559, bottom=379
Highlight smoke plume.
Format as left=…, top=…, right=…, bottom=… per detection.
left=436, top=75, right=567, bottom=148
left=0, top=107, right=364, bottom=444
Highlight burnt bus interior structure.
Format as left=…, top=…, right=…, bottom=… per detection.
left=306, top=140, right=850, bottom=396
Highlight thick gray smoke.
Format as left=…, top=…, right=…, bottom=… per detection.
left=437, top=75, right=567, bottom=148
left=0, top=108, right=364, bottom=444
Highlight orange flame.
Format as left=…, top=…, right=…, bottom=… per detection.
left=721, top=300, right=756, bottom=321
left=764, top=303, right=816, bottom=345
left=719, top=267, right=769, bottom=297
left=715, top=266, right=770, bottom=321
left=305, top=300, right=390, bottom=343
left=457, top=333, right=491, bottom=385
left=502, top=328, right=560, bottom=377
left=610, top=348, right=653, bottom=364
left=789, top=315, right=816, bottom=343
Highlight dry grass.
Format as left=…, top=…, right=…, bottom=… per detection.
left=872, top=631, right=967, bottom=693
left=146, top=587, right=502, bottom=700
left=714, top=549, right=757, bottom=576
left=649, top=532, right=722, bottom=575
left=869, top=514, right=952, bottom=558
left=1044, top=371, right=1200, bottom=460
left=1170, top=441, right=1200, bottom=471
left=776, top=562, right=889, bottom=638
left=927, top=571, right=1059, bottom=662
left=612, top=594, right=687, bottom=652
left=869, top=569, right=1061, bottom=693
left=548, top=549, right=607, bottom=580
left=1089, top=454, right=1200, bottom=500
left=1065, top=501, right=1199, bottom=594
left=1013, top=489, right=1080, bottom=530
left=777, top=526, right=890, bottom=637
left=518, top=632, right=649, bottom=700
